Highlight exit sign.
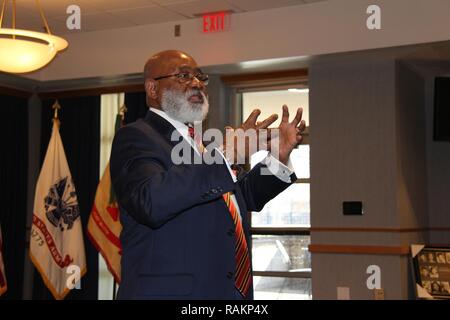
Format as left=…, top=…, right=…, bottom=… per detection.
left=202, top=12, right=230, bottom=33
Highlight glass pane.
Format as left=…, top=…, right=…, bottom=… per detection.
left=253, top=277, right=312, bottom=300
left=243, top=89, right=309, bottom=127
left=252, top=235, right=311, bottom=272
left=250, top=145, right=310, bottom=179
left=252, top=184, right=310, bottom=227
left=290, top=145, right=310, bottom=179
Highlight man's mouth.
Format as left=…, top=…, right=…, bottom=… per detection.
left=188, top=92, right=204, bottom=104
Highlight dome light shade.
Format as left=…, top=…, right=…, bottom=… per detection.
left=0, top=28, right=68, bottom=73
left=0, top=0, right=69, bottom=74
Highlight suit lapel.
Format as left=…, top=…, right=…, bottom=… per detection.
left=143, top=111, right=179, bottom=147
left=143, top=110, right=200, bottom=162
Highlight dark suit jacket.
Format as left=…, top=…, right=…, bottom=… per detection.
left=110, top=111, right=296, bottom=299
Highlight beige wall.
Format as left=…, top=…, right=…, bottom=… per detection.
left=310, top=58, right=398, bottom=230
left=308, top=53, right=438, bottom=299
left=29, top=0, right=450, bottom=81
left=395, top=62, right=428, bottom=234
left=312, top=254, right=409, bottom=299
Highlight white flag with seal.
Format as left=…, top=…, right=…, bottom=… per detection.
left=30, top=120, right=86, bottom=300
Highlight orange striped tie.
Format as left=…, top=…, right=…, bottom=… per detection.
left=223, top=191, right=252, bottom=297
left=188, top=124, right=252, bottom=296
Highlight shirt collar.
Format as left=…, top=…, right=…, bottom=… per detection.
left=149, top=107, right=188, bottom=132
left=149, top=107, right=201, bottom=154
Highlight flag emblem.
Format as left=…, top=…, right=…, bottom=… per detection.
left=45, top=177, right=80, bottom=231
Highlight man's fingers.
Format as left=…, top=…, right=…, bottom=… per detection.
left=298, top=120, right=306, bottom=132
left=291, top=107, right=303, bottom=126
left=257, top=114, right=278, bottom=129
left=281, top=105, right=289, bottom=123
left=243, top=109, right=261, bottom=126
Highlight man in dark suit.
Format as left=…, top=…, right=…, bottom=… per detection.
left=110, top=50, right=306, bottom=299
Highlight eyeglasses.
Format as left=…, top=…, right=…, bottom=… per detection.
left=154, top=72, right=209, bottom=85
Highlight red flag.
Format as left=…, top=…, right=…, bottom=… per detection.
left=87, top=163, right=122, bottom=283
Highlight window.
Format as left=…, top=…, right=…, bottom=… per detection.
left=242, top=87, right=311, bottom=300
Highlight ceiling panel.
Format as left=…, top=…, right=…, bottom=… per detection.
left=0, top=9, right=45, bottom=32
left=44, top=16, right=81, bottom=35
left=15, top=0, right=101, bottom=18
left=225, top=0, right=304, bottom=12
left=160, top=0, right=243, bottom=18
left=107, top=5, right=186, bottom=26
left=73, top=12, right=137, bottom=32
left=88, top=0, right=155, bottom=11
left=151, top=0, right=202, bottom=6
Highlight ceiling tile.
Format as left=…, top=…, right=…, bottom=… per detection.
left=151, top=0, right=201, bottom=5
left=159, top=0, right=242, bottom=18
left=225, top=0, right=304, bottom=12
left=15, top=0, right=101, bottom=18
left=107, top=5, right=186, bottom=26
left=88, top=0, right=155, bottom=11
left=45, top=17, right=81, bottom=35
left=73, top=12, right=137, bottom=32
left=0, top=12, right=45, bottom=32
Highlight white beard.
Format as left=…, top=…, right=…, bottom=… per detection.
left=161, top=89, right=209, bottom=124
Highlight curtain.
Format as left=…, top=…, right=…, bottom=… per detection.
left=124, top=91, right=148, bottom=124
left=98, top=93, right=124, bottom=300
left=0, top=94, right=29, bottom=300
left=32, top=96, right=100, bottom=300
left=100, top=93, right=124, bottom=174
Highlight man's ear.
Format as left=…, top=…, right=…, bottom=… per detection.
left=145, top=79, right=158, bottom=99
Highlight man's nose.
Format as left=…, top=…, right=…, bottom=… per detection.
left=189, top=76, right=206, bottom=90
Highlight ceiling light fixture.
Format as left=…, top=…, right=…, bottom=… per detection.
left=0, top=0, right=68, bottom=73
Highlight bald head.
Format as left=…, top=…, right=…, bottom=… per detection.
left=144, top=50, right=197, bottom=82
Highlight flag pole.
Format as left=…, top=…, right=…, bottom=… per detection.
left=112, top=279, right=117, bottom=300
left=52, top=100, right=61, bottom=126
left=119, top=104, right=127, bottom=125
